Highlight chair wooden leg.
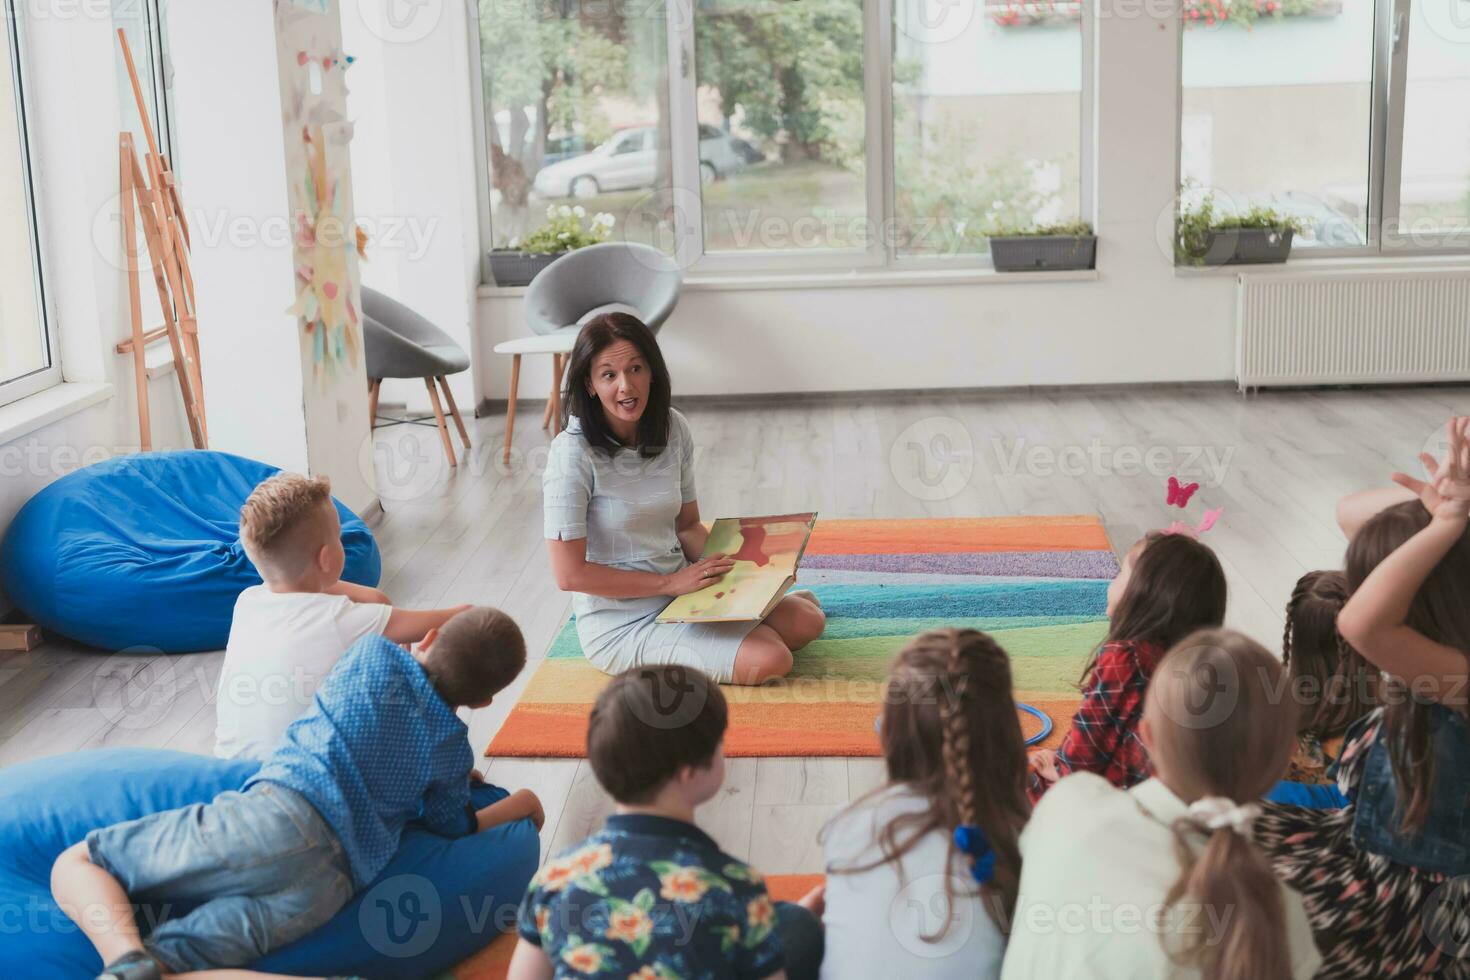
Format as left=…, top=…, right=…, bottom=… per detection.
left=541, top=360, right=556, bottom=431
left=424, top=378, right=457, bottom=468
left=367, top=378, right=381, bottom=431
left=550, top=354, right=564, bottom=436
left=503, top=354, right=521, bottom=465
left=437, top=375, right=471, bottom=449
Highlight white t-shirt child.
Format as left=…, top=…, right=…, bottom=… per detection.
left=214, top=586, right=392, bottom=761
left=820, top=784, right=1006, bottom=980
left=1001, top=773, right=1322, bottom=979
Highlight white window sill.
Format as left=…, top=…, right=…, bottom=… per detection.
left=0, top=380, right=114, bottom=446
left=478, top=265, right=1099, bottom=298
left=1173, top=252, right=1470, bottom=278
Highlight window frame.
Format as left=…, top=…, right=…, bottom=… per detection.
left=1174, top=0, right=1470, bottom=263
left=473, top=0, right=1097, bottom=281
left=0, top=0, right=60, bottom=409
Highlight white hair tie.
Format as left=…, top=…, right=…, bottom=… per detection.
left=1186, top=796, right=1261, bottom=837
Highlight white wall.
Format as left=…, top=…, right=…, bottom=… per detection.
left=340, top=0, right=483, bottom=414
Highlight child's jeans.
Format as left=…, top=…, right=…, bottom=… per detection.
left=85, top=781, right=354, bottom=972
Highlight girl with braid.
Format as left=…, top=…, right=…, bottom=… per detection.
left=1003, top=629, right=1322, bottom=979
left=1263, top=570, right=1378, bottom=807
left=817, top=628, right=1030, bottom=979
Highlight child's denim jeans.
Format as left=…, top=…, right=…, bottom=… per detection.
left=86, top=781, right=354, bottom=971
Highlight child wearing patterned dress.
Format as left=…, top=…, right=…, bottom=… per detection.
left=1255, top=424, right=1470, bottom=977
left=1028, top=532, right=1226, bottom=799
left=51, top=608, right=541, bottom=980
left=509, top=666, right=823, bottom=980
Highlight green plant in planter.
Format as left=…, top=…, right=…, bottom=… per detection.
left=1175, top=194, right=1303, bottom=265
left=987, top=220, right=1094, bottom=238
left=508, top=204, right=616, bottom=254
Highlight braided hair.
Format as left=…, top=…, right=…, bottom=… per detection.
left=1282, top=570, right=1376, bottom=739
left=826, top=628, right=1030, bottom=938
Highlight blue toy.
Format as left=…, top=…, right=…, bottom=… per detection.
left=0, top=451, right=380, bottom=653
left=0, top=748, right=538, bottom=979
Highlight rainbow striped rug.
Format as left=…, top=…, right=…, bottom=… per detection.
left=485, top=516, right=1116, bottom=758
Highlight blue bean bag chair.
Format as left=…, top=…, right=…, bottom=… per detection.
left=0, top=748, right=539, bottom=979
left=0, top=450, right=381, bottom=653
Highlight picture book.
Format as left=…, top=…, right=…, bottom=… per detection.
left=656, top=512, right=818, bottom=624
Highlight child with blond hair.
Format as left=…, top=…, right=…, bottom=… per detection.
left=216, top=472, right=469, bottom=760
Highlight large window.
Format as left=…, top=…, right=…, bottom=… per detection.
left=1180, top=0, right=1470, bottom=254
left=475, top=0, right=1090, bottom=274
left=0, top=2, right=54, bottom=407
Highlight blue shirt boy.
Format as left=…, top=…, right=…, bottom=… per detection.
left=251, top=633, right=476, bottom=887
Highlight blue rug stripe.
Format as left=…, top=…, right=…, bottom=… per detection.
left=804, top=580, right=1109, bottom=620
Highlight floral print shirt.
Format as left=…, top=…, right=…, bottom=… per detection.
left=518, top=814, right=785, bottom=979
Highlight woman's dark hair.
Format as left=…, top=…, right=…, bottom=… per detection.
left=1346, top=500, right=1470, bottom=832
left=560, top=312, right=673, bottom=457
left=587, top=665, right=728, bottom=804
left=827, top=628, right=1030, bottom=938
left=1282, top=569, right=1377, bottom=739
left=1080, top=532, right=1228, bottom=687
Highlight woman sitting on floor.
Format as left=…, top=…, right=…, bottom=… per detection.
left=542, top=312, right=825, bottom=685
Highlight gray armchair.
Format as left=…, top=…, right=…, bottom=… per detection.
left=523, top=242, right=682, bottom=336
left=493, top=242, right=683, bottom=463
left=362, top=287, right=472, bottom=467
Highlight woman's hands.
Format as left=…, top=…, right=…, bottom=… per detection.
left=662, top=553, right=737, bottom=596
left=1394, top=416, right=1470, bottom=525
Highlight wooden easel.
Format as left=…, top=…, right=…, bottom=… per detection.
left=113, top=28, right=206, bottom=450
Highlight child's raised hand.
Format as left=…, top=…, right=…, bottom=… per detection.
left=1394, top=416, right=1470, bottom=524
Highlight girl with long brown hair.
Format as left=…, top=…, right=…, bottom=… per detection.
left=1030, top=531, right=1226, bottom=798
left=1254, top=416, right=1470, bottom=977
left=1002, top=629, right=1323, bottom=980
left=818, top=628, right=1030, bottom=979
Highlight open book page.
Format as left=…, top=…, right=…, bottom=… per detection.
left=656, top=512, right=818, bottom=623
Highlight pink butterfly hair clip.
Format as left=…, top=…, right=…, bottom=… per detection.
left=1166, top=476, right=1200, bottom=508
left=1163, top=507, right=1224, bottom=539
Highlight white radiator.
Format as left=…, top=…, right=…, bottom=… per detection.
left=1236, top=267, right=1470, bottom=389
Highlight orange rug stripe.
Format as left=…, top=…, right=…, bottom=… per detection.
left=805, top=516, right=1111, bottom=555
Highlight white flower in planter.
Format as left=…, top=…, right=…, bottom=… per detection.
left=545, top=204, right=557, bottom=220
left=557, top=204, right=573, bottom=218
left=508, top=236, right=520, bottom=248
left=558, top=231, right=570, bottom=240
left=572, top=205, right=586, bottom=218
left=595, top=212, right=616, bottom=228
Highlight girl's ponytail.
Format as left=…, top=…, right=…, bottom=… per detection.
left=1165, top=801, right=1289, bottom=980
left=1145, top=630, right=1300, bottom=980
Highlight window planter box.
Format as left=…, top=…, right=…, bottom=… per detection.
left=487, top=250, right=564, bottom=287
left=1193, top=227, right=1294, bottom=266
left=989, top=234, right=1097, bottom=272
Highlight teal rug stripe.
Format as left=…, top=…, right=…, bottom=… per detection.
left=806, top=580, right=1107, bottom=620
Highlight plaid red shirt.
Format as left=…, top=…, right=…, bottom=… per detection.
left=1032, top=639, right=1166, bottom=802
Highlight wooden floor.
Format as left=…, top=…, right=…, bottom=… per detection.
left=2, top=382, right=1465, bottom=874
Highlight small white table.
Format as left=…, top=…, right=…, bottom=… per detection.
left=492, top=327, right=579, bottom=463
